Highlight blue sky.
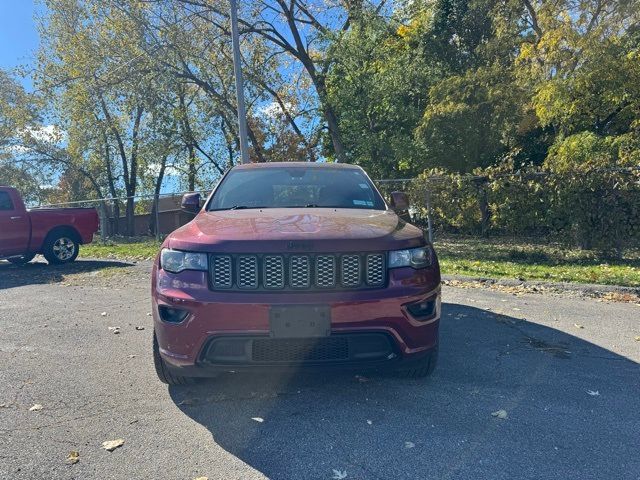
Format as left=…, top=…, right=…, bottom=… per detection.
left=0, top=0, right=39, bottom=89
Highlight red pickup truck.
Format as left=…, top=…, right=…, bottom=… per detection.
left=0, top=186, right=99, bottom=265
left=152, top=162, right=441, bottom=384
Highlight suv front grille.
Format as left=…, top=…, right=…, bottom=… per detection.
left=209, top=253, right=386, bottom=291
left=237, top=255, right=258, bottom=289
left=263, top=256, right=284, bottom=288
left=211, top=255, right=233, bottom=288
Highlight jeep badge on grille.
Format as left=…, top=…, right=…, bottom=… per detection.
left=287, top=240, right=314, bottom=250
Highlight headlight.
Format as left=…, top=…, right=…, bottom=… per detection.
left=388, top=246, right=432, bottom=269
left=160, top=249, right=208, bottom=273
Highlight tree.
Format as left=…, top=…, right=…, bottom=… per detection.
left=326, top=14, right=433, bottom=177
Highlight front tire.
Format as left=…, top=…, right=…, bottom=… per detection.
left=8, top=254, right=36, bottom=265
left=43, top=231, right=79, bottom=265
left=395, top=348, right=438, bottom=378
left=153, top=333, right=195, bottom=385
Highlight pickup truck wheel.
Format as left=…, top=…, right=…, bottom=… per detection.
left=43, top=232, right=79, bottom=265
left=153, top=333, right=196, bottom=386
left=8, top=254, right=36, bottom=265
left=395, top=348, right=438, bottom=379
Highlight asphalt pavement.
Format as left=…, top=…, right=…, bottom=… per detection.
left=0, top=259, right=639, bottom=480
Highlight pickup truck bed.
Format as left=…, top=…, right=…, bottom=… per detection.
left=0, top=186, right=99, bottom=265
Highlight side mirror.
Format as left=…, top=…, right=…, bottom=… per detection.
left=181, top=193, right=201, bottom=214
left=390, top=191, right=410, bottom=212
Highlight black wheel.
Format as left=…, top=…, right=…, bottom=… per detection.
left=153, top=332, right=195, bottom=385
left=395, top=348, right=438, bottom=378
left=8, top=254, right=36, bottom=265
left=43, top=230, right=79, bottom=265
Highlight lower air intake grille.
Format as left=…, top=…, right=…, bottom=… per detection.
left=252, top=337, right=349, bottom=362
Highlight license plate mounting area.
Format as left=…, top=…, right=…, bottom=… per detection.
left=269, top=305, right=331, bottom=338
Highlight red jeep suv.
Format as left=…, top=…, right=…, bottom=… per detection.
left=152, top=162, right=441, bottom=384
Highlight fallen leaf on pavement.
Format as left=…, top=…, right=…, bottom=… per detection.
left=193, top=477, right=208, bottom=480
left=108, top=326, right=121, bottom=334
left=29, top=404, right=43, bottom=411
left=135, top=326, right=145, bottom=331
left=251, top=417, right=264, bottom=423
left=66, top=451, right=80, bottom=465
left=332, top=469, right=347, bottom=479
left=404, top=441, right=415, bottom=449
left=101, top=439, right=124, bottom=451
left=101, top=312, right=107, bottom=316
left=635, top=336, right=640, bottom=342
left=491, top=409, right=508, bottom=419
left=574, top=324, right=584, bottom=329
left=586, top=390, right=600, bottom=396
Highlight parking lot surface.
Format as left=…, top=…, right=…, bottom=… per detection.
left=1, top=259, right=639, bottom=480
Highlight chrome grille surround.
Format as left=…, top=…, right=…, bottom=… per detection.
left=316, top=255, right=336, bottom=288
left=263, top=255, right=285, bottom=289
left=341, top=254, right=361, bottom=287
left=209, top=253, right=386, bottom=291
left=290, top=255, right=311, bottom=288
left=237, top=255, right=258, bottom=289
left=366, top=254, right=385, bottom=286
left=211, top=255, right=232, bottom=288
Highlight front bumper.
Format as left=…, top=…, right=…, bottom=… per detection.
left=152, top=265, right=441, bottom=372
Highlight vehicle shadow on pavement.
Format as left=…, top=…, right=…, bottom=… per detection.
left=0, top=259, right=133, bottom=290
left=169, top=303, right=639, bottom=480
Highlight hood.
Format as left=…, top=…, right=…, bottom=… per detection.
left=167, top=208, right=425, bottom=253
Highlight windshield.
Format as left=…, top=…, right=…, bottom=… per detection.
left=207, top=167, right=386, bottom=211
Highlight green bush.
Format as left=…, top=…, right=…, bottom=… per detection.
left=406, top=135, right=640, bottom=253
left=409, top=168, right=483, bottom=234
left=544, top=132, right=640, bottom=254
left=484, top=161, right=550, bottom=236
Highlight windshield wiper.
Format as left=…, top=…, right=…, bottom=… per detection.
left=229, top=205, right=249, bottom=210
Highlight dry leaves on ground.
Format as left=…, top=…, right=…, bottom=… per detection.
left=491, top=409, right=508, bottom=419
left=66, top=451, right=80, bottom=465
left=101, top=439, right=124, bottom=451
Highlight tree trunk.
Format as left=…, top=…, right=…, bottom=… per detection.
left=324, top=104, right=346, bottom=161
left=187, top=144, right=196, bottom=190
left=102, top=130, right=119, bottom=235
left=179, top=90, right=198, bottom=189
left=123, top=105, right=144, bottom=237
left=149, top=156, right=167, bottom=235
left=125, top=194, right=136, bottom=237
left=301, top=63, right=345, bottom=161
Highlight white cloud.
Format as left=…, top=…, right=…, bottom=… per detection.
left=259, top=100, right=295, bottom=119
left=146, top=162, right=181, bottom=177
left=24, top=124, right=66, bottom=143
left=4, top=124, right=67, bottom=154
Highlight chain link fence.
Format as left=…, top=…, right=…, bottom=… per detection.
left=36, top=191, right=209, bottom=242
left=376, top=170, right=640, bottom=254
left=35, top=169, right=640, bottom=253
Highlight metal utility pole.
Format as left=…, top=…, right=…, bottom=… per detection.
left=229, top=0, right=250, bottom=164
